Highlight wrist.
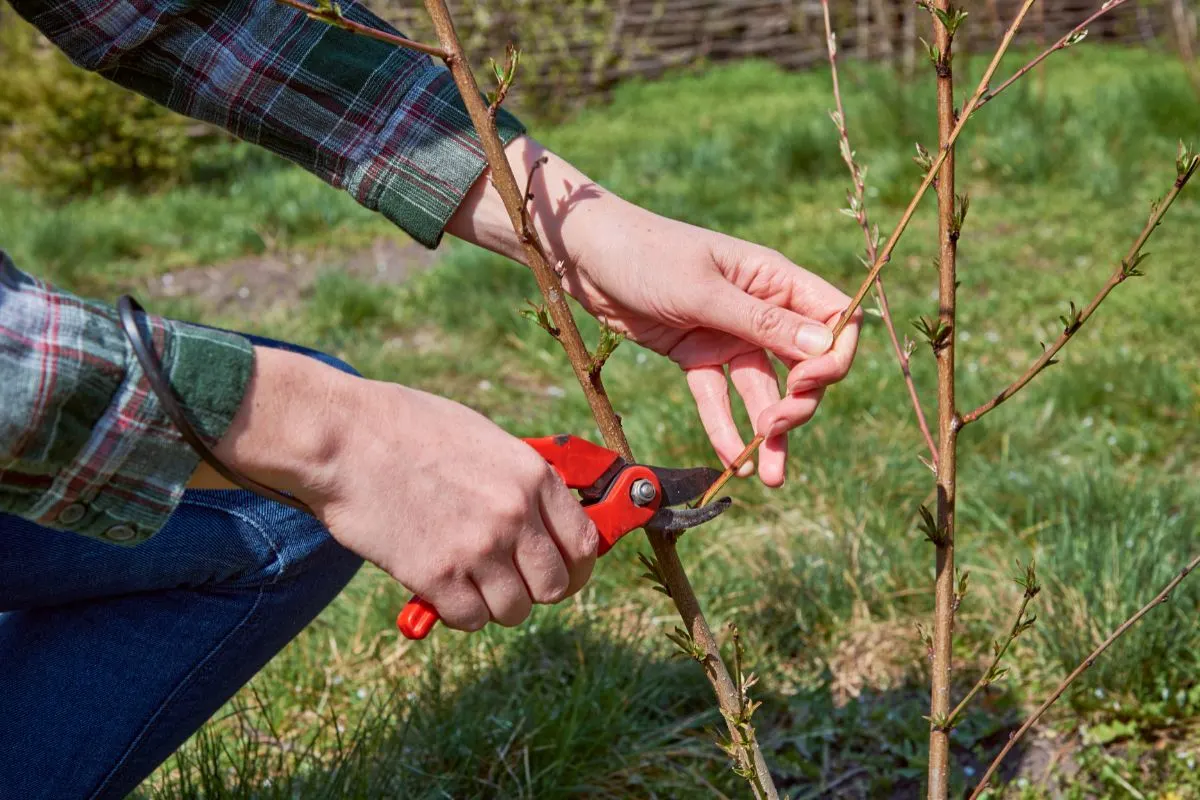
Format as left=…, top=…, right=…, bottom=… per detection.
left=445, top=135, right=621, bottom=269
left=199, top=346, right=349, bottom=502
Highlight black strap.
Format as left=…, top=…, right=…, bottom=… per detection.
left=117, top=295, right=313, bottom=515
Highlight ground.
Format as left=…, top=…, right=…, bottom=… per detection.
left=3, top=46, right=1200, bottom=799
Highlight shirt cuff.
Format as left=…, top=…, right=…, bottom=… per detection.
left=346, top=67, right=526, bottom=248
left=33, top=317, right=254, bottom=545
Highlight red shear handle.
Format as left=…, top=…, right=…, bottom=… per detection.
left=397, top=462, right=661, bottom=640
left=396, top=596, right=439, bottom=640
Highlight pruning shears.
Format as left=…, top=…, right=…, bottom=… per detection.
left=397, top=434, right=732, bottom=640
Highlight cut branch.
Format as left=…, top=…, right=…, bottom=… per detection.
left=820, top=0, right=937, bottom=465
left=698, top=433, right=764, bottom=509
left=417, top=1, right=778, bottom=795
left=278, top=0, right=779, bottom=791
left=968, top=550, right=1200, bottom=800
left=960, top=156, right=1198, bottom=426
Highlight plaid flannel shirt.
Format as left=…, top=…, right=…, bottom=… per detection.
left=1, top=0, right=525, bottom=543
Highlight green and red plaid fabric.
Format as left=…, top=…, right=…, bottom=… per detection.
left=0, top=257, right=253, bottom=543
left=1, top=0, right=525, bottom=541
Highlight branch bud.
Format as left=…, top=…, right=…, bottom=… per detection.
left=519, top=299, right=559, bottom=337
left=1177, top=141, right=1197, bottom=179
left=1063, top=28, right=1088, bottom=47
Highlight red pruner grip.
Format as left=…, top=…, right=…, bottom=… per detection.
left=396, top=434, right=728, bottom=640
left=396, top=597, right=439, bottom=640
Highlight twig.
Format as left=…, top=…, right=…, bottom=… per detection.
left=960, top=155, right=1198, bottom=426
left=941, top=563, right=1040, bottom=731
left=977, top=0, right=1130, bottom=111
left=519, top=155, right=549, bottom=241
left=968, top=550, right=1200, bottom=799
left=486, top=43, right=521, bottom=118
left=820, top=0, right=938, bottom=465
left=698, top=433, right=764, bottom=509
left=271, top=0, right=449, bottom=58
left=416, top=2, right=778, bottom=796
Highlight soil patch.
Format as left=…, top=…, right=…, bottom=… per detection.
left=146, top=237, right=439, bottom=314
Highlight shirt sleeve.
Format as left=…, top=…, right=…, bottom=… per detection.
left=7, top=0, right=526, bottom=248
left=0, top=254, right=255, bottom=544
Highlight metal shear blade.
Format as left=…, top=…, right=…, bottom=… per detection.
left=649, top=496, right=732, bottom=532
left=646, top=465, right=731, bottom=532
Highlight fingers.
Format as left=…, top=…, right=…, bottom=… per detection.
left=756, top=388, right=825, bottom=442
left=784, top=305, right=862, bottom=395
left=430, top=580, right=491, bottom=632
left=439, top=477, right=596, bottom=632
left=701, top=283, right=835, bottom=364
left=715, top=240, right=856, bottom=323
left=476, top=473, right=598, bottom=629
left=472, top=568, right=533, bottom=628
left=728, top=351, right=788, bottom=487
left=687, top=365, right=754, bottom=477
left=513, top=503, right=574, bottom=604
left=537, top=472, right=599, bottom=596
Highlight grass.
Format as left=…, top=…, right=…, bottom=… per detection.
left=5, top=44, right=1200, bottom=797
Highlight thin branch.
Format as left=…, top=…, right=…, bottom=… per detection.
left=1167, top=0, right=1200, bottom=99
left=820, top=0, right=938, bottom=465
left=960, top=156, right=1198, bottom=426
left=968, top=550, right=1200, bottom=800
left=272, top=0, right=450, bottom=59
left=417, top=2, right=778, bottom=796
left=977, top=0, right=1130, bottom=111
left=520, top=155, right=549, bottom=239
left=698, top=433, right=764, bottom=509
left=941, top=564, right=1040, bottom=731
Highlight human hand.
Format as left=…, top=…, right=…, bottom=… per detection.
left=196, top=347, right=599, bottom=632
left=447, top=137, right=863, bottom=486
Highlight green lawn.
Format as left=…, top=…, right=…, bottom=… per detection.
left=5, top=45, right=1200, bottom=798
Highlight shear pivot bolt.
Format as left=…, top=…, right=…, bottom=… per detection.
left=630, top=479, right=657, bottom=506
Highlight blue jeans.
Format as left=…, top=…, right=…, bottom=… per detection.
left=0, top=336, right=364, bottom=800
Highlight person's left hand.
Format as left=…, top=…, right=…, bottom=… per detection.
left=556, top=194, right=861, bottom=486
left=447, top=137, right=862, bottom=486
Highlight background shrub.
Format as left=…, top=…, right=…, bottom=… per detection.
left=0, top=12, right=198, bottom=196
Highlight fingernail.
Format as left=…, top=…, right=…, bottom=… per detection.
left=736, top=461, right=755, bottom=478
left=787, top=369, right=815, bottom=395
left=795, top=324, right=833, bottom=356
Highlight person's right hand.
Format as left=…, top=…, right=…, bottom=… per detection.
left=194, top=346, right=600, bottom=632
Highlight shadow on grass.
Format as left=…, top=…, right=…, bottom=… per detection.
left=147, top=614, right=1031, bottom=799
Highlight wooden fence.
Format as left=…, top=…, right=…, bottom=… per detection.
left=373, top=0, right=1174, bottom=112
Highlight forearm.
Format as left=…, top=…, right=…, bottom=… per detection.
left=187, top=347, right=346, bottom=497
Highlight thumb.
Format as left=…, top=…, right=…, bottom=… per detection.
left=704, top=283, right=834, bottom=361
